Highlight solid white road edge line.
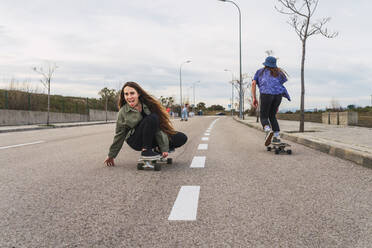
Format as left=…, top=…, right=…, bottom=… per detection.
left=168, top=186, right=200, bottom=221
left=190, top=156, right=206, bottom=168
left=0, top=141, right=45, bottom=150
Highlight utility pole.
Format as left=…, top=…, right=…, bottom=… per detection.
left=224, top=69, right=235, bottom=116
left=218, top=0, right=243, bottom=119
left=105, top=96, right=108, bottom=123
left=179, top=60, right=191, bottom=115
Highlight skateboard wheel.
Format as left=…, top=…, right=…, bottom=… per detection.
left=267, top=147, right=272, bottom=151
left=287, top=149, right=292, bottom=155
left=275, top=149, right=280, bottom=155
left=137, top=163, right=144, bottom=170
left=167, top=158, right=173, bottom=164
left=154, top=163, right=161, bottom=171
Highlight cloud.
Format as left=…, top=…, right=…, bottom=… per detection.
left=0, top=0, right=371, bottom=110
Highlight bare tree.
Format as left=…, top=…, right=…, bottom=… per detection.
left=330, top=97, right=341, bottom=111
left=276, top=0, right=338, bottom=132
left=33, top=62, right=58, bottom=125
left=168, top=96, right=175, bottom=108
left=159, top=96, right=167, bottom=107
left=99, top=87, right=117, bottom=122
left=265, top=50, right=274, bottom=56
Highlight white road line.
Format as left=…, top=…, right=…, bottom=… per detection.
left=0, top=141, right=45, bottom=150
left=168, top=186, right=200, bottom=221
left=204, top=133, right=210, bottom=136
left=201, top=137, right=209, bottom=141
left=190, top=156, right=206, bottom=168
left=198, top=144, right=208, bottom=150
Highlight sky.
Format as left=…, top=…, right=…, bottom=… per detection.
left=0, top=0, right=371, bottom=111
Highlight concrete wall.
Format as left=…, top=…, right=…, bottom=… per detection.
left=277, top=112, right=369, bottom=127
left=277, top=113, right=322, bottom=123
left=89, top=109, right=117, bottom=121
left=358, top=115, right=372, bottom=128
left=339, top=112, right=358, bottom=125
left=329, top=112, right=339, bottom=125
left=322, top=112, right=330, bottom=124
left=322, top=112, right=358, bottom=126
left=0, top=109, right=117, bottom=126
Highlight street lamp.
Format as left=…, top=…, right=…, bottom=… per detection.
left=224, top=69, right=235, bottom=116
left=218, top=0, right=243, bottom=119
left=179, top=60, right=191, bottom=114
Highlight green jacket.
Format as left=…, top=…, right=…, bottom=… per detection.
left=108, top=102, right=169, bottom=158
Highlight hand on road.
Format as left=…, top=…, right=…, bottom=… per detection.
left=253, top=99, right=258, bottom=109
left=162, top=152, right=168, bottom=158
left=104, top=157, right=115, bottom=167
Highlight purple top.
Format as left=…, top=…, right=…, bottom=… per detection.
left=253, top=68, right=290, bottom=101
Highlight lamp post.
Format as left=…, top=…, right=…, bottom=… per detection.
left=218, top=0, right=243, bottom=119
left=224, top=69, right=235, bottom=116
left=192, top=80, right=201, bottom=108
left=179, top=60, right=191, bottom=115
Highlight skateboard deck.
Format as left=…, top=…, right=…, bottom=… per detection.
left=267, top=142, right=292, bottom=155
left=137, top=157, right=173, bottom=171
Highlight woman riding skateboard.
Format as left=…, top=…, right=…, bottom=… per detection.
left=104, top=81, right=187, bottom=167
left=251, top=56, right=290, bottom=146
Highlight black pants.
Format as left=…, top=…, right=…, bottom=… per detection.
left=126, top=113, right=187, bottom=151
left=260, top=94, right=282, bottom=132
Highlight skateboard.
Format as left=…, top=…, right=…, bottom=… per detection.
left=137, top=157, right=173, bottom=171
left=267, top=142, right=292, bottom=155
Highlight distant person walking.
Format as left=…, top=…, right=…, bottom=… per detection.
left=181, top=104, right=189, bottom=121
left=251, top=56, right=290, bottom=146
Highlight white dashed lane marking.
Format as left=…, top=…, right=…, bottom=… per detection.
left=190, top=156, right=206, bottom=168
left=198, top=144, right=208, bottom=150
left=168, top=186, right=200, bottom=221
left=169, top=118, right=218, bottom=221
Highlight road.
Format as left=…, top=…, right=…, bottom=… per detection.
left=1, top=116, right=371, bottom=247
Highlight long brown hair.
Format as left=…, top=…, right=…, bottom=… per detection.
left=260, top=66, right=289, bottom=78
left=118, top=81, right=176, bottom=137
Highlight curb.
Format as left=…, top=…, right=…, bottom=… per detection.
left=233, top=117, right=372, bottom=169
left=0, top=121, right=115, bottom=134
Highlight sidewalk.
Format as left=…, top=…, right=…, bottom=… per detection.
left=234, top=116, right=372, bottom=169
left=0, top=120, right=115, bottom=133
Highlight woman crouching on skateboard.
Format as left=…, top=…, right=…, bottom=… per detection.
left=251, top=56, right=290, bottom=146
left=104, top=81, right=187, bottom=167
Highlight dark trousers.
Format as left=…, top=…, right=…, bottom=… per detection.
left=260, top=94, right=282, bottom=132
left=126, top=113, right=187, bottom=151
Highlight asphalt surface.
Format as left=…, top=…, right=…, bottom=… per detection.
left=1, top=116, right=371, bottom=247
